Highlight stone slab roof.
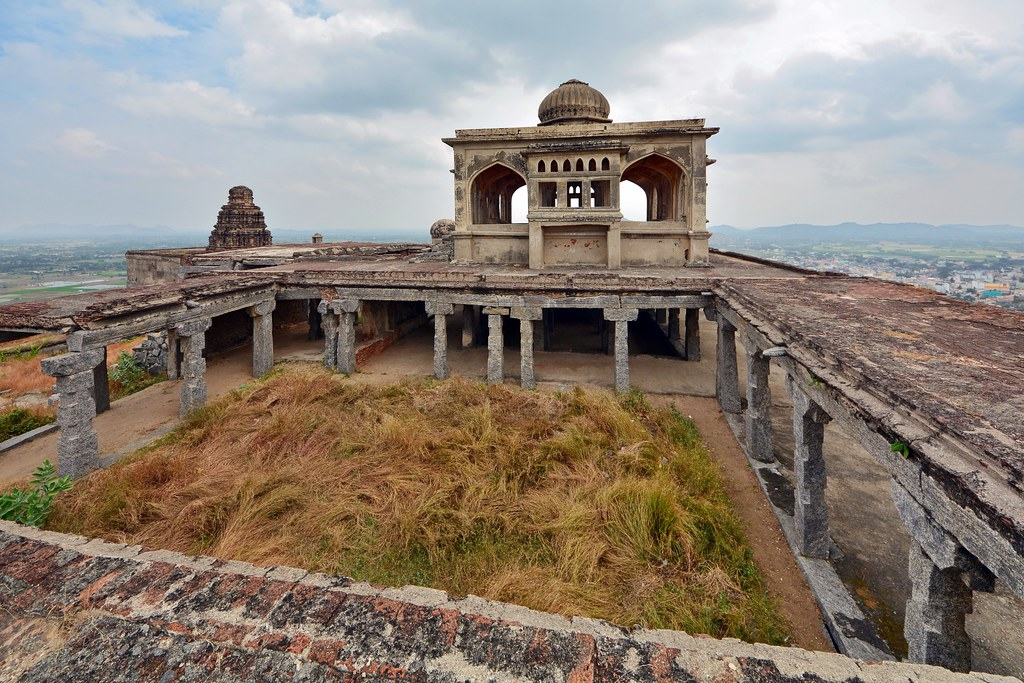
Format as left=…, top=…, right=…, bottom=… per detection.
left=1, top=522, right=1016, bottom=682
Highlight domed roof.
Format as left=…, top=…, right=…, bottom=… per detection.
left=538, top=79, right=611, bottom=125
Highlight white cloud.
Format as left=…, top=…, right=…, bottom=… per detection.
left=115, top=78, right=259, bottom=126
left=69, top=0, right=187, bottom=39
left=53, top=128, right=116, bottom=159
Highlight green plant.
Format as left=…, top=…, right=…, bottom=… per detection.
left=807, top=372, right=824, bottom=389
left=0, top=340, right=45, bottom=363
left=890, top=440, right=910, bottom=459
left=0, top=408, right=55, bottom=441
left=0, top=460, right=72, bottom=527
left=108, top=351, right=164, bottom=401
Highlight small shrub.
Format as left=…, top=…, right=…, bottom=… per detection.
left=109, top=351, right=164, bottom=401
left=0, top=460, right=72, bottom=527
left=0, top=407, right=55, bottom=442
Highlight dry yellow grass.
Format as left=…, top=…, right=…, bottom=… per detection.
left=0, top=337, right=142, bottom=401
left=48, top=367, right=790, bottom=643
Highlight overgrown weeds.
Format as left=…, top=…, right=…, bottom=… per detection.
left=0, top=407, right=55, bottom=441
left=108, top=351, right=163, bottom=401
left=48, top=367, right=790, bottom=644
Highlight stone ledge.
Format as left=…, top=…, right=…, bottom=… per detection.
left=0, top=522, right=1017, bottom=682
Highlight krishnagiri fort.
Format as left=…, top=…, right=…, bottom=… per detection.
left=0, top=80, right=1022, bottom=681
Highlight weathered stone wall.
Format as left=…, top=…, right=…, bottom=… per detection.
left=125, top=249, right=209, bottom=286
left=0, top=522, right=1015, bottom=682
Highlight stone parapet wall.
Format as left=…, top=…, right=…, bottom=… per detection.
left=0, top=522, right=1016, bottom=682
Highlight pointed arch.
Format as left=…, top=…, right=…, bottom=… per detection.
left=538, top=160, right=546, bottom=172
left=470, top=162, right=527, bottom=224
left=588, top=158, right=597, bottom=171
left=620, top=153, right=686, bottom=222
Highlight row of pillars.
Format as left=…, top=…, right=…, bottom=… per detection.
left=426, top=304, right=641, bottom=392
left=714, top=314, right=993, bottom=672
left=655, top=307, right=702, bottom=361
left=41, top=299, right=278, bottom=480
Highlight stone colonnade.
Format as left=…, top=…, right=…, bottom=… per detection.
left=713, top=302, right=1010, bottom=673
left=42, top=296, right=279, bottom=479
left=42, top=292, right=708, bottom=478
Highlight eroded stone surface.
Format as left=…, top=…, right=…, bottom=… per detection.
left=0, top=522, right=1016, bottom=683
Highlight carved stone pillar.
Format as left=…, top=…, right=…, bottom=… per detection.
left=176, top=318, right=212, bottom=417
left=892, top=482, right=994, bottom=672
left=604, top=308, right=639, bottom=393
left=484, top=306, right=508, bottom=384
left=41, top=348, right=105, bottom=479
left=512, top=307, right=542, bottom=389
left=307, top=299, right=323, bottom=341
left=786, top=374, right=832, bottom=558
left=249, top=299, right=276, bottom=378
left=165, top=328, right=180, bottom=380
left=743, top=336, right=774, bottom=463
left=334, top=299, right=359, bottom=375
left=684, top=308, right=701, bottom=361
left=668, top=308, right=681, bottom=342
left=425, top=302, right=454, bottom=380
left=715, top=318, right=741, bottom=413
left=92, top=346, right=110, bottom=414
left=318, top=300, right=339, bottom=370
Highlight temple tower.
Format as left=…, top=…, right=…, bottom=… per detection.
left=208, top=186, right=273, bottom=250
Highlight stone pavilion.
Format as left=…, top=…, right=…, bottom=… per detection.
left=443, top=79, right=718, bottom=268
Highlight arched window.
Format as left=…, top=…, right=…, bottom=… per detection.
left=538, top=160, right=546, bottom=172
left=601, top=157, right=610, bottom=171
left=470, top=164, right=527, bottom=225
left=588, top=158, right=597, bottom=172
left=620, top=155, right=684, bottom=222
left=575, top=159, right=584, bottom=172
left=551, top=159, right=559, bottom=172
left=562, top=159, right=571, bottom=172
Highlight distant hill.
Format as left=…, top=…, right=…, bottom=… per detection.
left=0, top=224, right=426, bottom=246
left=710, top=223, right=1024, bottom=245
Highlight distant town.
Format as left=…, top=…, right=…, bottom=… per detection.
left=716, top=242, right=1024, bottom=311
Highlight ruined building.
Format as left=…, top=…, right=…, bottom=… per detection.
left=208, top=185, right=272, bottom=250
left=0, top=80, right=1022, bottom=681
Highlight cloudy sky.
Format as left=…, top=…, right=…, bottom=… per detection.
left=1, top=0, right=1022, bottom=236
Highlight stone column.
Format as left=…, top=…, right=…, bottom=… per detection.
left=176, top=318, right=212, bottom=417
left=249, top=299, right=276, bottom=378
left=425, top=302, right=454, bottom=380
left=604, top=308, right=639, bottom=393
left=40, top=348, right=105, bottom=479
left=92, top=346, right=110, bottom=414
left=608, top=224, right=622, bottom=269
left=484, top=307, right=508, bottom=384
left=668, top=308, right=681, bottom=342
left=715, top=318, right=741, bottom=413
left=785, top=374, right=832, bottom=558
left=684, top=308, right=701, bottom=361
left=512, top=307, right=542, bottom=389
left=307, top=300, right=323, bottom=341
left=892, top=482, right=993, bottom=672
left=743, top=336, right=774, bottom=463
left=166, top=328, right=180, bottom=380
left=333, top=299, right=359, bottom=375
left=318, top=300, right=339, bottom=370
left=462, top=305, right=479, bottom=349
